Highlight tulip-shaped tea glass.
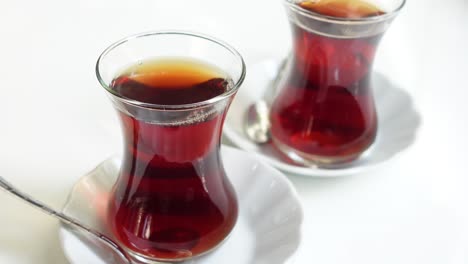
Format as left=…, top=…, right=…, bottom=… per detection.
left=96, top=31, right=246, bottom=263
left=269, top=0, right=405, bottom=166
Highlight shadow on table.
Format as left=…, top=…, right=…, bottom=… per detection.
left=366, top=72, right=422, bottom=166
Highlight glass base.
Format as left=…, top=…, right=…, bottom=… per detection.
left=122, top=231, right=233, bottom=264
left=272, top=137, right=372, bottom=168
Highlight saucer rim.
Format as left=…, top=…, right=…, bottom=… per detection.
left=223, top=126, right=383, bottom=177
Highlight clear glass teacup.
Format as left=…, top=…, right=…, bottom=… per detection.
left=269, top=0, right=405, bottom=166
left=96, top=31, right=246, bottom=263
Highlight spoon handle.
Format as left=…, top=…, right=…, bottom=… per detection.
left=0, top=175, right=131, bottom=263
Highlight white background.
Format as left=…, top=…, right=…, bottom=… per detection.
left=0, top=0, right=467, bottom=263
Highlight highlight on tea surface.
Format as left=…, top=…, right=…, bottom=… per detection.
left=297, top=0, right=385, bottom=18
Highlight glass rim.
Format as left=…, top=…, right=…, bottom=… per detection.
left=283, top=0, right=406, bottom=24
left=96, top=30, right=246, bottom=110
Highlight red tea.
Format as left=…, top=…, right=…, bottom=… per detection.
left=270, top=0, right=385, bottom=163
left=107, top=58, right=238, bottom=260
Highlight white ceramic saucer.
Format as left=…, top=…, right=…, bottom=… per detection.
left=224, top=60, right=421, bottom=177
left=58, top=145, right=303, bottom=264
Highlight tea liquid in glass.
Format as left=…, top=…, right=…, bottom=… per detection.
left=107, top=58, right=238, bottom=260
left=270, top=0, right=386, bottom=163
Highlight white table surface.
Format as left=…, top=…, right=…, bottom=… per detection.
left=0, top=0, right=467, bottom=263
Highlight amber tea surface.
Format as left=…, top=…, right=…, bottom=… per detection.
left=298, top=0, right=385, bottom=18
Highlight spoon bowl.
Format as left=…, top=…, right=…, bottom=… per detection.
left=244, top=100, right=271, bottom=144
